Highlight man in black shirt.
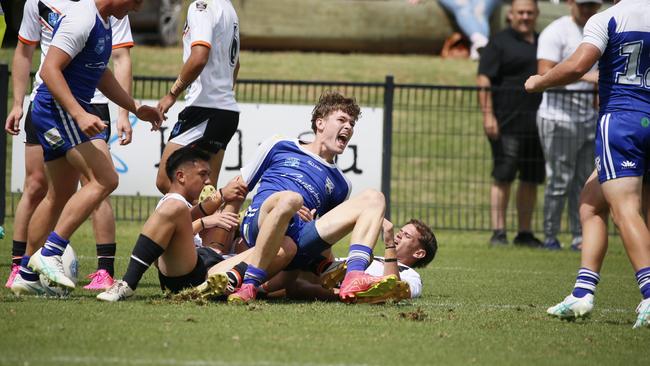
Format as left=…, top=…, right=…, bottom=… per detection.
left=477, top=0, right=544, bottom=247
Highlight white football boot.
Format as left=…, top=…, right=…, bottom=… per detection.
left=547, top=293, right=594, bottom=320
left=28, top=248, right=75, bottom=289
left=97, top=280, right=134, bottom=302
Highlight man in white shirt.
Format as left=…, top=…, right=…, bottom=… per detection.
left=536, top=0, right=601, bottom=250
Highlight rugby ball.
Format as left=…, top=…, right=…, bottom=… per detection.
left=39, top=245, right=79, bottom=297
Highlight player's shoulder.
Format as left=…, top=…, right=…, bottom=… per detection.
left=60, top=0, right=96, bottom=24
left=189, top=0, right=224, bottom=16
left=156, top=196, right=191, bottom=217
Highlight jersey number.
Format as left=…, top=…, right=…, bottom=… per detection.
left=616, top=41, right=650, bottom=87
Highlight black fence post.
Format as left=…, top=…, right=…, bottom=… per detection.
left=0, top=63, right=8, bottom=234
left=382, top=75, right=394, bottom=219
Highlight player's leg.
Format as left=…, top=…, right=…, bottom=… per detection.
left=568, top=121, right=596, bottom=250
left=488, top=135, right=515, bottom=245
left=514, top=131, right=544, bottom=247
left=5, top=144, right=47, bottom=288
left=229, top=191, right=302, bottom=303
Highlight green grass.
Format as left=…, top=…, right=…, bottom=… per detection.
left=0, top=221, right=647, bottom=366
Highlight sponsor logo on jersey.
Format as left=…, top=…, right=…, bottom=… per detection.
left=196, top=1, right=208, bottom=11
left=621, top=160, right=636, bottom=169
left=325, top=177, right=334, bottom=195
left=283, top=157, right=300, bottom=167
left=48, top=12, right=60, bottom=27
left=595, top=156, right=601, bottom=172
left=44, top=128, right=65, bottom=149
left=84, top=62, right=107, bottom=69
left=307, top=160, right=322, bottom=171
left=95, top=38, right=105, bottom=54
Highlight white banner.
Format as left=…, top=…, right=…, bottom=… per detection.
left=11, top=101, right=383, bottom=198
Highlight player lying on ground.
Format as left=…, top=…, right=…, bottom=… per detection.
left=525, top=0, right=650, bottom=328
left=257, top=218, right=437, bottom=303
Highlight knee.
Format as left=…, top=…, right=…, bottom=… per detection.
left=275, top=192, right=303, bottom=215
left=96, top=171, right=119, bottom=195
left=360, top=189, right=385, bottom=210
left=23, top=173, right=48, bottom=202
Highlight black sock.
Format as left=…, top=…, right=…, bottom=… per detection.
left=12, top=241, right=27, bottom=266
left=226, top=262, right=248, bottom=288
left=123, top=235, right=164, bottom=290
left=96, top=243, right=117, bottom=277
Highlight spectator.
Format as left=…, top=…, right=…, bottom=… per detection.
left=536, top=0, right=601, bottom=251
left=477, top=0, right=544, bottom=247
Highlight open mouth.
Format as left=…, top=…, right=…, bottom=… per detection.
left=336, top=133, right=350, bottom=145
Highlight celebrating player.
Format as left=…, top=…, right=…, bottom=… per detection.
left=525, top=0, right=650, bottom=328
left=11, top=0, right=162, bottom=295
left=5, top=0, right=135, bottom=292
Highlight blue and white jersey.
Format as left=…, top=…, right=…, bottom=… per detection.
left=241, top=136, right=352, bottom=216
left=35, top=0, right=112, bottom=105
left=582, top=0, right=650, bottom=114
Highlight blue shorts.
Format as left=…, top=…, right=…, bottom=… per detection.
left=31, top=95, right=109, bottom=162
left=595, top=111, right=650, bottom=183
left=240, top=204, right=330, bottom=271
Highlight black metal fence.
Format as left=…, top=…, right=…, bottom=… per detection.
left=3, top=71, right=600, bottom=235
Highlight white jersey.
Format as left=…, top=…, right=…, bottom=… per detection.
left=182, top=0, right=239, bottom=111
left=156, top=193, right=203, bottom=248
left=365, top=257, right=422, bottom=299
left=18, top=0, right=133, bottom=103
left=537, top=16, right=597, bottom=123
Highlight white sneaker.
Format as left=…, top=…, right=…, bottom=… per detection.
left=97, top=280, right=134, bottom=302
left=633, top=298, right=650, bottom=329
left=547, top=293, right=594, bottom=320
left=28, top=248, right=75, bottom=289
left=11, top=274, right=46, bottom=296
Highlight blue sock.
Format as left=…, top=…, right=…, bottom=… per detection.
left=635, top=267, right=650, bottom=299
left=19, top=256, right=39, bottom=282
left=346, top=244, right=372, bottom=273
left=572, top=267, right=600, bottom=298
left=242, top=265, right=268, bottom=288
left=41, top=232, right=69, bottom=257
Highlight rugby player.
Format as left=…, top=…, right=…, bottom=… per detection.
left=5, top=0, right=135, bottom=292
left=11, top=0, right=162, bottom=295
left=525, top=0, right=650, bottom=328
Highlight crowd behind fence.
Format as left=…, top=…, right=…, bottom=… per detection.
left=3, top=71, right=602, bottom=234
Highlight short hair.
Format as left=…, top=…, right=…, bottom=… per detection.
left=310, top=91, right=361, bottom=133
left=165, top=147, right=211, bottom=181
left=408, top=219, right=437, bottom=268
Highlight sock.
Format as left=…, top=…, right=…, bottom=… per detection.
left=122, top=234, right=164, bottom=290
left=96, top=243, right=117, bottom=277
left=12, top=241, right=27, bottom=266
left=41, top=232, right=69, bottom=257
left=226, top=261, right=247, bottom=289
left=346, top=244, right=372, bottom=273
left=636, top=267, right=650, bottom=299
left=572, top=267, right=600, bottom=298
left=242, top=264, right=267, bottom=288
left=18, top=256, right=39, bottom=282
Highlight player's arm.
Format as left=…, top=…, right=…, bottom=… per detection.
left=526, top=43, right=601, bottom=93
left=112, top=46, right=133, bottom=145
left=191, top=175, right=248, bottom=219
left=382, top=219, right=400, bottom=279
left=157, top=45, right=210, bottom=114
left=476, top=74, right=499, bottom=140
left=233, top=60, right=240, bottom=90
left=5, top=41, right=36, bottom=135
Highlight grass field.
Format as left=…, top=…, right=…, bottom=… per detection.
left=0, top=220, right=648, bottom=366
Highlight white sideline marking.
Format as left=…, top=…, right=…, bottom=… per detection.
left=0, top=356, right=370, bottom=366
left=432, top=266, right=630, bottom=279
left=415, top=301, right=629, bottom=313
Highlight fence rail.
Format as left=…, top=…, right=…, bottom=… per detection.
left=3, top=70, right=602, bottom=236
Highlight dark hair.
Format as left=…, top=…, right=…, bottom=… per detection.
left=408, top=219, right=437, bottom=268
left=165, top=147, right=211, bottom=180
left=310, top=91, right=361, bottom=133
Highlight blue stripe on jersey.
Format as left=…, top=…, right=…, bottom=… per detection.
left=37, top=14, right=112, bottom=104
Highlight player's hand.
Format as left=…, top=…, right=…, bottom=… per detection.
left=202, top=211, right=240, bottom=231
left=483, top=113, right=499, bottom=140
left=298, top=206, right=316, bottom=222
left=116, top=115, right=133, bottom=145
left=5, top=105, right=24, bottom=135
left=219, top=176, right=248, bottom=203
left=135, top=104, right=164, bottom=131
left=157, top=94, right=176, bottom=115
left=77, top=112, right=106, bottom=137
left=382, top=218, right=395, bottom=245
left=524, top=74, right=545, bottom=93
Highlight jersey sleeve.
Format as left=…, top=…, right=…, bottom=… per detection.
left=240, top=136, right=283, bottom=190
left=17, top=0, right=41, bottom=45
left=537, top=21, right=563, bottom=63
left=478, top=37, right=501, bottom=79
left=399, top=267, right=423, bottom=298
left=110, top=15, right=134, bottom=49
left=582, top=11, right=611, bottom=55
left=50, top=11, right=94, bottom=59
left=187, top=0, right=218, bottom=49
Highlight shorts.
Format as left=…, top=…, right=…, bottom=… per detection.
left=489, top=131, right=545, bottom=184
left=157, top=247, right=225, bottom=293
left=240, top=204, right=330, bottom=271
left=168, top=106, right=239, bottom=154
left=29, top=97, right=111, bottom=161
left=595, top=111, right=650, bottom=183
